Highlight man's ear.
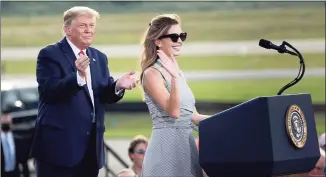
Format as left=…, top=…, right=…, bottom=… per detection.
left=63, top=26, right=71, bottom=36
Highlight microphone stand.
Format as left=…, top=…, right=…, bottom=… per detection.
left=277, top=41, right=305, bottom=95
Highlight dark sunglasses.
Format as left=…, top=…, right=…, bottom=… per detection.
left=159, top=32, right=187, bottom=42
left=134, top=149, right=146, bottom=155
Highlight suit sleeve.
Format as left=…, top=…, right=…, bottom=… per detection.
left=36, top=48, right=82, bottom=102
left=100, top=55, right=124, bottom=104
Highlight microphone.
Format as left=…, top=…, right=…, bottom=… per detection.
left=259, top=39, right=297, bottom=56
left=259, top=39, right=305, bottom=95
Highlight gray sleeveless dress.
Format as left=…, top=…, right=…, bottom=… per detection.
left=141, top=63, right=204, bottom=177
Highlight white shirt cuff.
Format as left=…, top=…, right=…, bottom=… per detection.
left=77, top=72, right=86, bottom=86
left=115, top=85, right=123, bottom=95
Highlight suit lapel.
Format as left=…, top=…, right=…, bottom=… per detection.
left=59, top=37, right=77, bottom=72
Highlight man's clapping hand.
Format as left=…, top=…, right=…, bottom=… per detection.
left=75, top=53, right=89, bottom=77
left=116, top=71, right=139, bottom=90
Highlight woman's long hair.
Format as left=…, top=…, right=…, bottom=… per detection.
left=139, top=14, right=181, bottom=84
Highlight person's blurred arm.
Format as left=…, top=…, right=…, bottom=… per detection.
left=315, top=148, right=325, bottom=170
left=308, top=148, right=325, bottom=176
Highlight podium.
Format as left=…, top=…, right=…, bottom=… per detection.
left=198, top=94, right=321, bottom=177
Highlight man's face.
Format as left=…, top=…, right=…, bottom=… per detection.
left=65, top=14, right=96, bottom=49
left=1, top=114, right=12, bottom=132
left=130, top=142, right=147, bottom=167
left=0, top=114, right=12, bottom=124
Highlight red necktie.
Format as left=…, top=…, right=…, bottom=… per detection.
left=78, top=50, right=85, bottom=56
left=78, top=50, right=87, bottom=84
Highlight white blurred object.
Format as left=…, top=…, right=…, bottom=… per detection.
left=320, top=148, right=325, bottom=157
left=319, top=133, right=326, bottom=147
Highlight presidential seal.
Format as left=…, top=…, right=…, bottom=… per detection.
left=286, top=104, right=307, bottom=148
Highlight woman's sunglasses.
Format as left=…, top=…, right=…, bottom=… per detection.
left=134, top=149, right=146, bottom=155
left=159, top=32, right=187, bottom=43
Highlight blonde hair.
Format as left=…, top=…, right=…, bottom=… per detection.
left=63, top=6, right=100, bottom=27
left=139, top=14, right=181, bottom=83
left=132, top=134, right=148, bottom=141
left=116, top=168, right=136, bottom=177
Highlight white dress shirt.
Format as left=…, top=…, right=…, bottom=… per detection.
left=66, top=38, right=122, bottom=122
left=1, top=131, right=16, bottom=172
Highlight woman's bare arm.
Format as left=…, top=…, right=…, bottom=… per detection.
left=143, top=68, right=180, bottom=119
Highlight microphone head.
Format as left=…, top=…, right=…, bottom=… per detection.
left=259, top=39, right=272, bottom=49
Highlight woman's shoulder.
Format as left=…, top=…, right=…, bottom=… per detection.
left=143, top=62, right=166, bottom=77
left=143, top=65, right=159, bottom=76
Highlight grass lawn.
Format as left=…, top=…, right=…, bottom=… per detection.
left=121, top=77, right=325, bottom=104
left=104, top=112, right=325, bottom=138
left=2, top=53, right=325, bottom=74
left=2, top=8, right=324, bottom=47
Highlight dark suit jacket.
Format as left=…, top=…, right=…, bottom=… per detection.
left=29, top=37, right=124, bottom=168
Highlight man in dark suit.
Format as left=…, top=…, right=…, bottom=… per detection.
left=29, top=6, right=138, bottom=177
left=14, top=124, right=34, bottom=177
left=1, top=113, right=20, bottom=177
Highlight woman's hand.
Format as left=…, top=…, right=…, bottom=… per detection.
left=157, top=50, right=179, bottom=78
left=192, top=107, right=211, bottom=126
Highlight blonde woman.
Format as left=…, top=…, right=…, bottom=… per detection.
left=139, top=14, right=209, bottom=177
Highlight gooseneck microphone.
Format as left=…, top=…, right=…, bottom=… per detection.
left=258, top=39, right=305, bottom=95
left=259, top=39, right=297, bottom=56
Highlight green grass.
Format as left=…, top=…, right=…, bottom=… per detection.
left=104, top=112, right=325, bottom=138
left=2, top=53, right=325, bottom=74
left=122, top=77, right=325, bottom=104
left=2, top=8, right=324, bottom=47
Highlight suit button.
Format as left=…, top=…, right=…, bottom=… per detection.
left=87, top=132, right=90, bottom=135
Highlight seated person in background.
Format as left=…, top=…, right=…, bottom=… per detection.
left=1, top=112, right=20, bottom=177
left=318, top=133, right=326, bottom=175
left=127, top=135, right=148, bottom=176
left=275, top=148, right=325, bottom=177
left=117, top=168, right=136, bottom=177
left=309, top=147, right=325, bottom=176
